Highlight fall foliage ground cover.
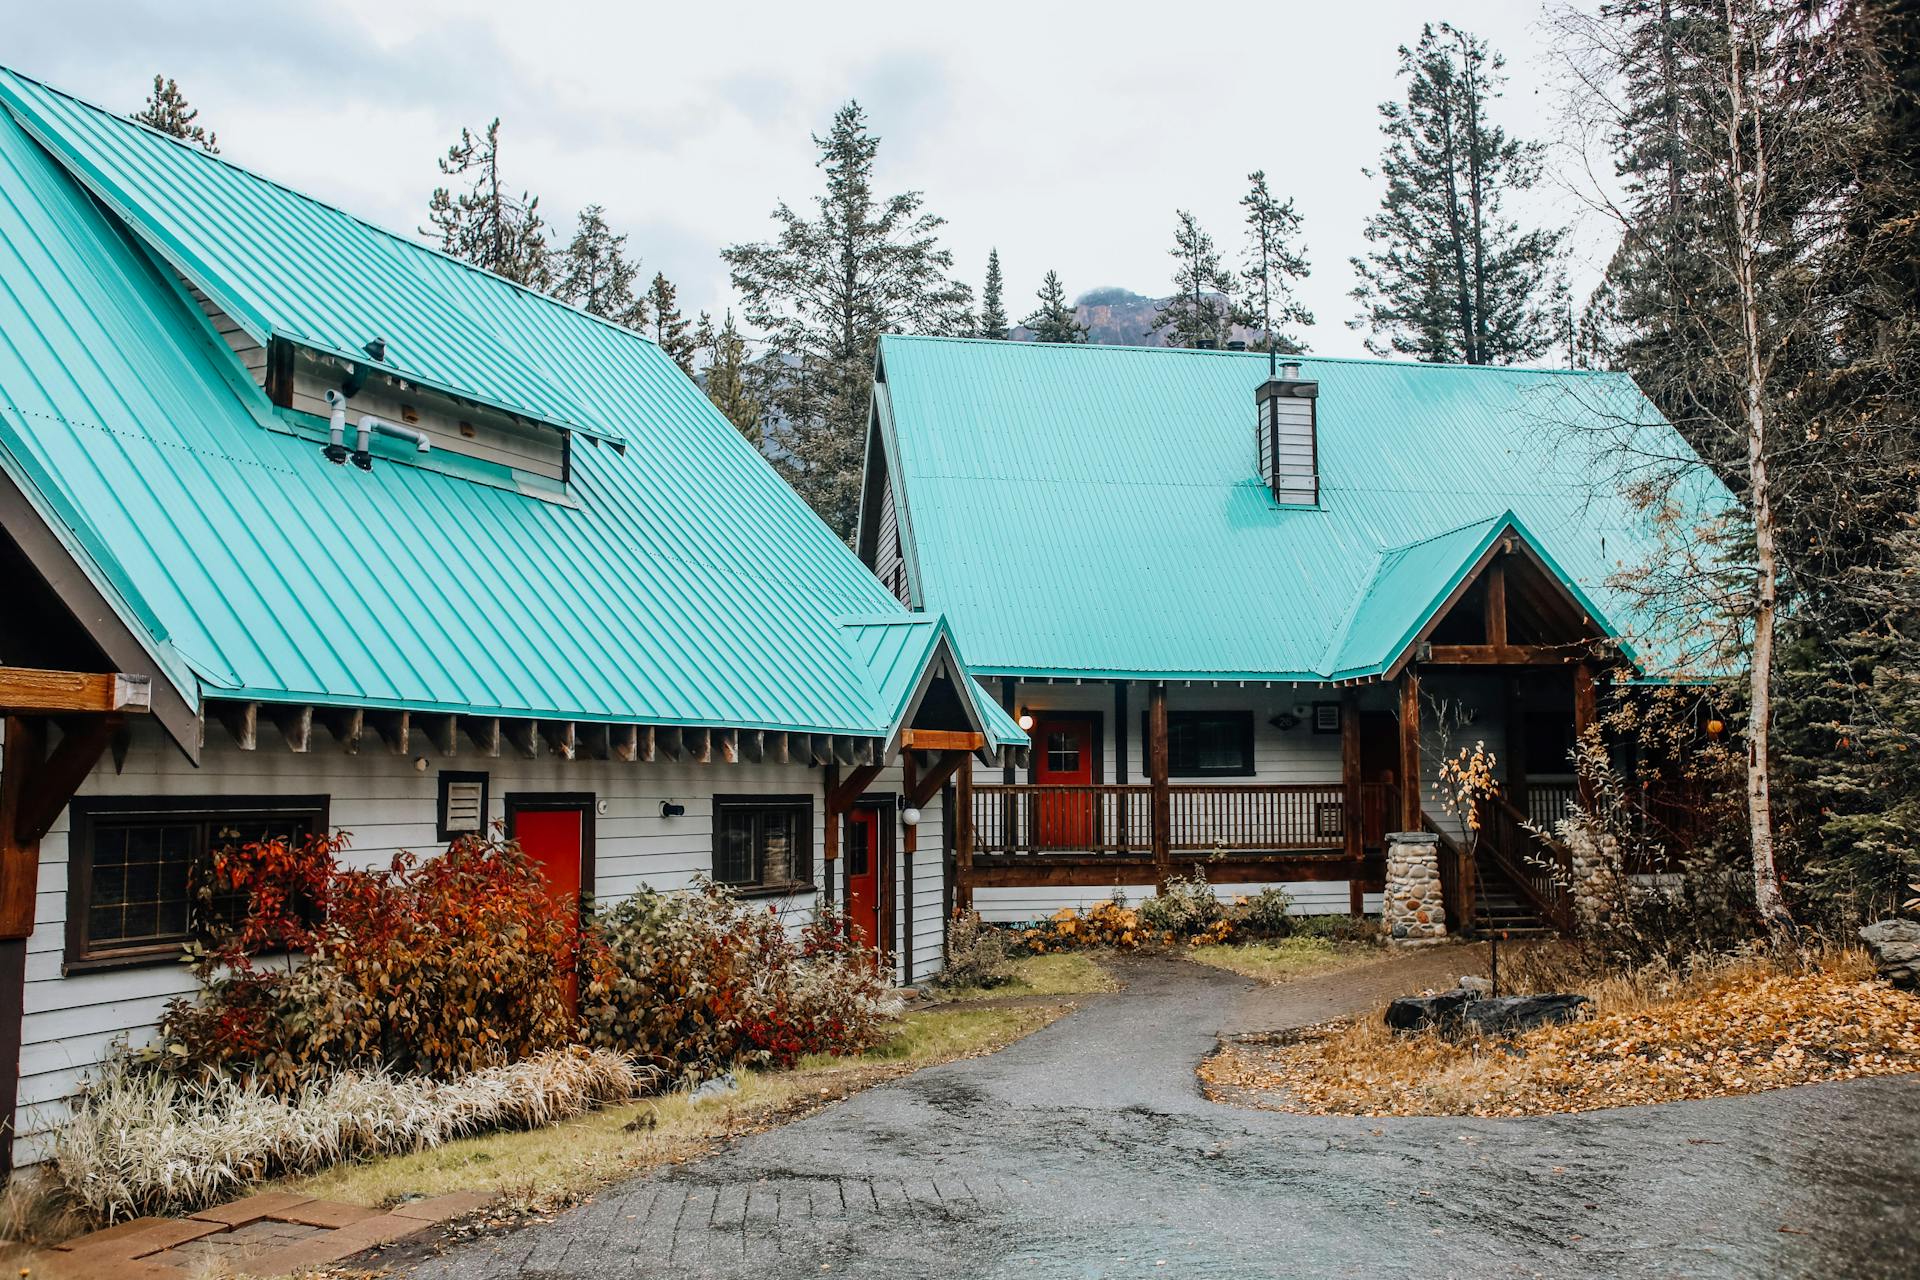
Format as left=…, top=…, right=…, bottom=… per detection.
left=1202, top=948, right=1920, bottom=1117
left=1183, top=935, right=1377, bottom=985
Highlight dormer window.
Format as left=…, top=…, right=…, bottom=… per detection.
left=1255, top=361, right=1319, bottom=507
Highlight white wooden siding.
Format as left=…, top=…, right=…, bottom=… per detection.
left=1269, top=394, right=1317, bottom=505
left=874, top=478, right=910, bottom=606
left=12, top=721, right=942, bottom=1163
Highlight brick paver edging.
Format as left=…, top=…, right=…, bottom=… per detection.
left=39, top=1189, right=489, bottom=1278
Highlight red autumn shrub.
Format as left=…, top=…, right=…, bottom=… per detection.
left=582, top=882, right=896, bottom=1077
left=158, top=834, right=578, bottom=1091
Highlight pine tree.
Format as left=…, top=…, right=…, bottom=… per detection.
left=1151, top=211, right=1234, bottom=347
left=976, top=249, right=1009, bottom=340
left=554, top=206, right=646, bottom=329
left=1238, top=171, right=1313, bottom=356
left=645, top=273, right=696, bottom=375
left=695, top=310, right=767, bottom=447
left=722, top=101, right=972, bottom=537
left=1022, top=270, right=1088, bottom=343
left=1351, top=24, right=1565, bottom=364
left=133, top=75, right=218, bottom=152
left=424, top=119, right=552, bottom=290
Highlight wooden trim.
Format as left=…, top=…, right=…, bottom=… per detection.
left=212, top=701, right=257, bottom=750
left=0, top=667, right=150, bottom=715
left=318, top=706, right=363, bottom=753
left=503, top=792, right=597, bottom=914
left=269, top=705, right=312, bottom=752
left=711, top=793, right=815, bottom=895
left=0, top=937, right=22, bottom=1176
left=954, top=758, right=974, bottom=913
left=1112, top=681, right=1129, bottom=784
left=898, top=729, right=984, bottom=752
left=1000, top=679, right=1016, bottom=787
left=820, top=764, right=839, bottom=905
left=63, top=792, right=332, bottom=970
left=1341, top=688, right=1363, bottom=915
left=1427, top=644, right=1587, bottom=666
left=828, top=764, right=885, bottom=815
left=1573, top=662, right=1598, bottom=811
left=900, top=754, right=916, bottom=983
left=14, top=716, right=120, bottom=847
left=1485, top=559, right=1508, bottom=645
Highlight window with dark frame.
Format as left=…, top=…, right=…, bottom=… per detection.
left=1142, top=710, right=1257, bottom=777
left=67, top=796, right=328, bottom=970
left=711, top=796, right=813, bottom=895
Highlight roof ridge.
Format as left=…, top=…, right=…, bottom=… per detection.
left=1378, top=510, right=1512, bottom=557
left=883, top=333, right=1625, bottom=377
left=0, top=64, right=663, bottom=351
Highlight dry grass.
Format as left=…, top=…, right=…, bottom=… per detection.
left=275, top=1003, right=1064, bottom=1214
left=929, top=952, right=1118, bottom=1002
left=1203, top=948, right=1920, bottom=1117
left=1183, top=936, right=1373, bottom=985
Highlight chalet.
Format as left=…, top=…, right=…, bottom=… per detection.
left=858, top=337, right=1730, bottom=932
left=0, top=69, right=1023, bottom=1169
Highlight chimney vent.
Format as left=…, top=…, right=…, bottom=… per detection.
left=1254, top=364, right=1320, bottom=507
left=1227, top=339, right=1247, bottom=352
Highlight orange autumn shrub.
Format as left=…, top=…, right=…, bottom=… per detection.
left=157, top=834, right=577, bottom=1092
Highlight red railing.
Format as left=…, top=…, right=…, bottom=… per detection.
left=971, top=783, right=1388, bottom=859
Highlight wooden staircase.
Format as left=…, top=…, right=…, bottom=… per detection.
left=1424, top=799, right=1575, bottom=939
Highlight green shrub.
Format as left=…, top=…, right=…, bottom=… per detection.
left=1230, top=887, right=1296, bottom=938
left=1292, top=912, right=1384, bottom=945
left=934, top=911, right=1014, bottom=990
left=1138, top=871, right=1226, bottom=939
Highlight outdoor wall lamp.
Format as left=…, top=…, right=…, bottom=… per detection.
left=1016, top=707, right=1034, bottom=731
left=660, top=801, right=685, bottom=818
left=901, top=804, right=922, bottom=827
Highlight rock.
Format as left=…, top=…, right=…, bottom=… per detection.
left=690, top=1070, right=740, bottom=1103
left=1458, top=994, right=1592, bottom=1036
left=1385, top=989, right=1474, bottom=1031
left=1458, top=975, right=1492, bottom=995
left=1861, top=919, right=1920, bottom=990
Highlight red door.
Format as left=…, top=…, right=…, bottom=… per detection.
left=1033, top=718, right=1095, bottom=848
left=510, top=802, right=588, bottom=1012
left=845, top=807, right=883, bottom=968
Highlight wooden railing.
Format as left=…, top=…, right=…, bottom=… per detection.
left=1526, top=782, right=1579, bottom=833
left=971, top=782, right=1387, bottom=858
left=1421, top=814, right=1474, bottom=933
left=1481, top=796, right=1575, bottom=933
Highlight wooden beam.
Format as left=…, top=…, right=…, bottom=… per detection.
left=14, top=716, right=119, bottom=847
left=578, top=722, right=610, bottom=761
left=504, top=718, right=539, bottom=759
left=1426, top=644, right=1584, bottom=666
left=769, top=732, right=788, bottom=765
left=657, top=726, right=683, bottom=760
left=688, top=727, right=711, bottom=765
left=740, top=730, right=764, bottom=764
left=637, top=724, right=656, bottom=763
left=268, top=704, right=312, bottom=753
left=1148, top=681, right=1170, bottom=889
left=426, top=713, right=458, bottom=758
left=1505, top=678, right=1527, bottom=813
left=463, top=715, right=501, bottom=757
left=717, top=728, right=739, bottom=764
left=368, top=709, right=410, bottom=755
left=821, top=763, right=839, bottom=906
left=213, top=701, right=258, bottom=751
left=0, top=717, right=45, bottom=939
left=1399, top=668, right=1422, bottom=830
left=828, top=763, right=885, bottom=814
left=1574, top=661, right=1597, bottom=811
left=898, top=729, right=985, bottom=752
left=955, top=755, right=974, bottom=913
left=1485, top=559, right=1508, bottom=646
left=540, top=720, right=576, bottom=761
left=0, top=667, right=150, bottom=715
left=907, top=749, right=967, bottom=809
left=1341, top=688, right=1363, bottom=916
left=1113, top=680, right=1129, bottom=784
left=317, top=706, right=363, bottom=753
left=612, top=723, right=638, bottom=763
left=832, top=735, right=857, bottom=767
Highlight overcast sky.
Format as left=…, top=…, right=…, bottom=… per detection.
left=11, top=1, right=1612, bottom=359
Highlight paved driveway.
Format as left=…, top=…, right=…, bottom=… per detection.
left=408, top=954, right=1920, bottom=1279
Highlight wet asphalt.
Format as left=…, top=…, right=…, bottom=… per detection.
left=404, top=955, right=1920, bottom=1280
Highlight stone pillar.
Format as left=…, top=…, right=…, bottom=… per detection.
left=1564, top=824, right=1621, bottom=929
left=1383, top=831, right=1447, bottom=945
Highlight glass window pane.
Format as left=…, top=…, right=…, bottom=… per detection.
left=714, top=812, right=756, bottom=885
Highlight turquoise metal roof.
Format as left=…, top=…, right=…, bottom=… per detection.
left=0, top=72, right=1019, bottom=744
left=836, top=615, right=1027, bottom=751
left=874, top=335, right=1731, bottom=682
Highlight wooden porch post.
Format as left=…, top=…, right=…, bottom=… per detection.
left=1148, top=681, right=1171, bottom=888
left=821, top=762, right=839, bottom=907
left=955, top=756, right=974, bottom=913
left=1573, top=661, right=1597, bottom=811
left=1505, top=676, right=1528, bottom=820
left=1341, top=688, right=1363, bottom=915
left=1398, top=668, right=1422, bottom=831
left=901, top=752, right=916, bottom=982
left=1112, top=680, right=1128, bottom=784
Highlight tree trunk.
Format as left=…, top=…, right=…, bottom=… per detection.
left=1724, top=0, right=1793, bottom=941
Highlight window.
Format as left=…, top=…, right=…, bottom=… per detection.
left=1044, top=731, right=1082, bottom=774
left=437, top=771, right=490, bottom=840
left=711, top=796, right=813, bottom=895
left=67, top=796, right=328, bottom=970
left=1143, top=711, right=1257, bottom=777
